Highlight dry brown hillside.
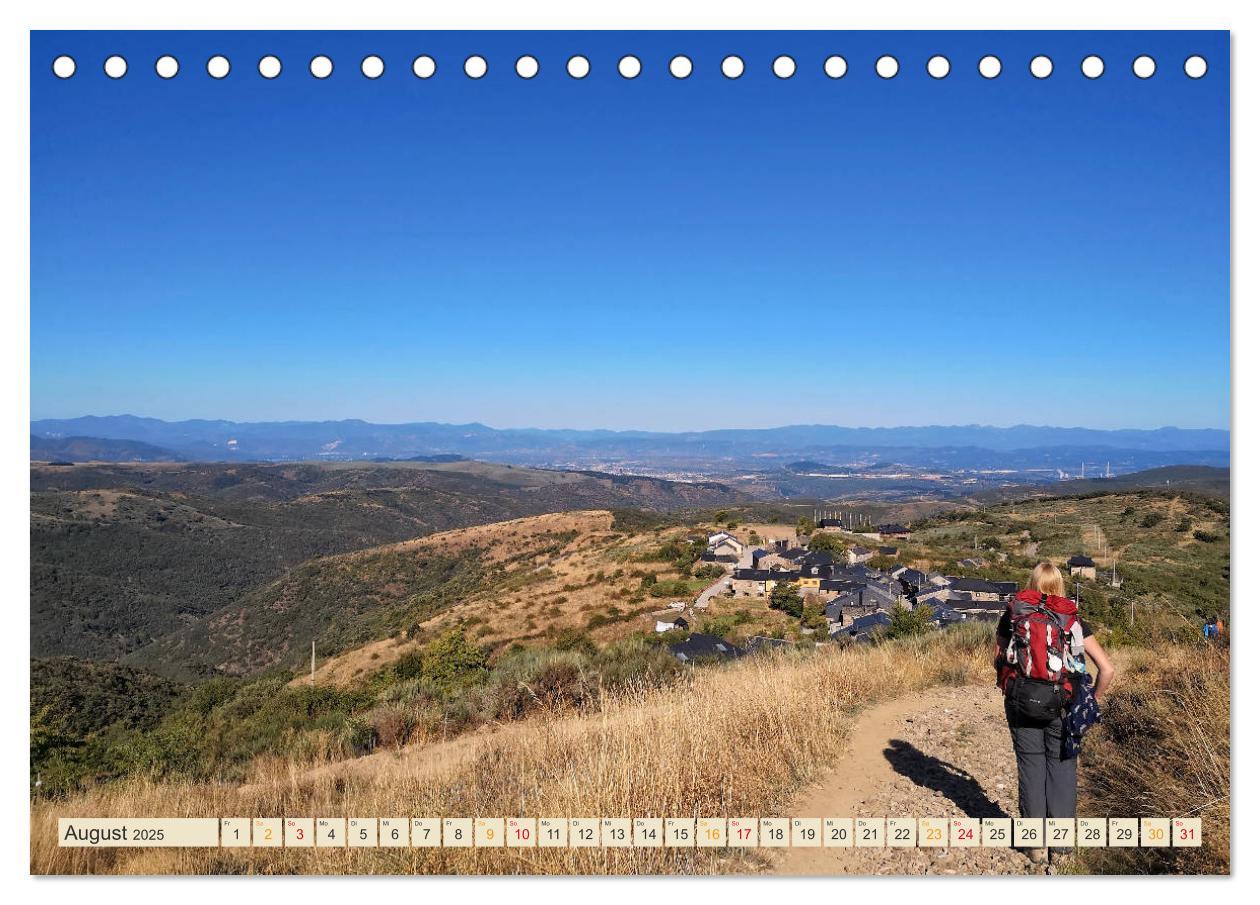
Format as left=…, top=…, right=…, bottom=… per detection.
left=299, top=510, right=743, bottom=686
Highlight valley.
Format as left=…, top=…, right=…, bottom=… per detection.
left=28, top=457, right=1230, bottom=875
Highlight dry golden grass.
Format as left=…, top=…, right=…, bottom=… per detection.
left=1077, top=641, right=1230, bottom=875
left=299, top=511, right=627, bottom=684
left=33, top=626, right=993, bottom=875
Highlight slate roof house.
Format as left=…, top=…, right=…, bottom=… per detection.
left=655, top=615, right=690, bottom=633
left=896, top=568, right=929, bottom=593
left=797, top=550, right=837, bottom=586
left=946, top=592, right=1007, bottom=620
left=668, top=633, right=741, bottom=663
left=731, top=567, right=798, bottom=596
left=913, top=585, right=951, bottom=605
left=819, top=577, right=865, bottom=595
left=837, top=563, right=877, bottom=581
left=1067, top=554, right=1097, bottom=579
left=708, top=533, right=745, bottom=562
left=948, top=577, right=1010, bottom=601
left=844, top=546, right=875, bottom=566
left=832, top=611, right=892, bottom=642
left=876, top=524, right=911, bottom=538
left=930, top=605, right=967, bottom=626
left=825, top=585, right=897, bottom=622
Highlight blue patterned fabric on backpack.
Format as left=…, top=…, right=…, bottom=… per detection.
left=1063, top=672, right=1102, bottom=758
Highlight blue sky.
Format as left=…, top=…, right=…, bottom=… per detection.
left=30, top=30, right=1229, bottom=431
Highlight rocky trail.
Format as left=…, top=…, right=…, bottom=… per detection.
left=769, top=684, right=1048, bottom=876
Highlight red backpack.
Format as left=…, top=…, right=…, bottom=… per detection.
left=999, top=589, right=1079, bottom=721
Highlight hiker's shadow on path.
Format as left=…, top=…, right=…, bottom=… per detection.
left=883, top=739, right=1009, bottom=819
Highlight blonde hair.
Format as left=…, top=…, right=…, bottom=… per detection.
left=1028, top=561, right=1066, bottom=597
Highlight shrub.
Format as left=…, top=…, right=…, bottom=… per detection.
left=1078, top=644, right=1229, bottom=874
left=1193, top=530, right=1220, bottom=543
left=884, top=605, right=934, bottom=640
left=402, top=628, right=489, bottom=691
left=367, top=705, right=415, bottom=749
left=769, top=582, right=804, bottom=619
left=551, top=628, right=597, bottom=656
left=335, top=717, right=377, bottom=757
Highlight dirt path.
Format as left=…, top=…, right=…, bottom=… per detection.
left=769, top=684, right=1041, bottom=875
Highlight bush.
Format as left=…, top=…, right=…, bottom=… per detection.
left=393, top=648, right=425, bottom=680
left=769, top=581, right=804, bottom=619
left=1140, top=512, right=1165, bottom=529
left=336, top=717, right=377, bottom=757
left=884, top=605, right=935, bottom=640
left=551, top=628, right=597, bottom=656
left=807, top=533, right=845, bottom=553
left=393, top=628, right=488, bottom=691
left=1193, top=530, right=1220, bottom=543
left=367, top=705, right=415, bottom=749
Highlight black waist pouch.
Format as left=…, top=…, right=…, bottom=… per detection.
left=1006, top=676, right=1068, bottom=723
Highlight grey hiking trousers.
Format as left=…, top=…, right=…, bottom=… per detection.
left=1005, top=700, right=1078, bottom=819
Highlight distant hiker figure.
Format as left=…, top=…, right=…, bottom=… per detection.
left=995, top=561, right=1115, bottom=867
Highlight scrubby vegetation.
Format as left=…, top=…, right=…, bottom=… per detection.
left=29, top=486, right=1231, bottom=876
left=32, top=624, right=997, bottom=875
left=1078, top=642, right=1229, bottom=875
left=31, top=659, right=187, bottom=793
left=31, top=627, right=685, bottom=795
left=31, top=461, right=741, bottom=664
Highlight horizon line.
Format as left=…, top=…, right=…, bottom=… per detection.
left=30, top=413, right=1231, bottom=435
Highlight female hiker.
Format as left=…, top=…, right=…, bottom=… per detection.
left=996, top=561, right=1115, bottom=865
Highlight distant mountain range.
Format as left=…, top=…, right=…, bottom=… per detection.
left=31, top=415, right=1229, bottom=470
left=30, top=434, right=184, bottom=462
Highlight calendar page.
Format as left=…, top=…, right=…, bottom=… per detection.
left=27, top=20, right=1230, bottom=881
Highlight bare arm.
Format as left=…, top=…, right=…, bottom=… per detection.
left=1083, top=635, right=1116, bottom=699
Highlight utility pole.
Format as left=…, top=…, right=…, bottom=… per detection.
left=310, top=640, right=316, bottom=685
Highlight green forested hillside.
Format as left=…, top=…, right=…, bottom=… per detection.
left=126, top=546, right=486, bottom=679
left=31, top=658, right=187, bottom=791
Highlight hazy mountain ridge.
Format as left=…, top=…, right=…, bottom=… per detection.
left=31, top=434, right=184, bottom=462
left=31, top=415, right=1229, bottom=466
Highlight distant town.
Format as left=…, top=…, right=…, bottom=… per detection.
left=658, top=515, right=1104, bottom=664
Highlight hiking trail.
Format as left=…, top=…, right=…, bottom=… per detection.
left=768, top=683, right=1044, bottom=875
